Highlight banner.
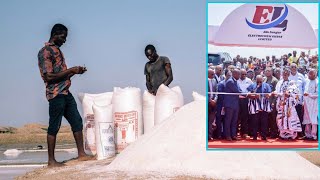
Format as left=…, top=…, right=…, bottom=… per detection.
left=208, top=4, right=318, bottom=49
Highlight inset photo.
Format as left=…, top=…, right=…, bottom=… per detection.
left=207, top=3, right=318, bottom=149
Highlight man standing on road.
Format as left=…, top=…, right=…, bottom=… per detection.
left=38, top=24, right=92, bottom=167
left=144, top=44, right=173, bottom=95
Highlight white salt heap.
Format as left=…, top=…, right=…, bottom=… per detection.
left=4, top=149, right=23, bottom=156
left=87, top=100, right=320, bottom=179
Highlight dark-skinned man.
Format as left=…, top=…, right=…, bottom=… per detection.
left=208, top=69, right=218, bottom=140
left=144, top=44, right=173, bottom=95
left=264, top=67, right=279, bottom=138
left=38, top=23, right=92, bottom=167
left=237, top=69, right=253, bottom=139
left=247, top=75, right=272, bottom=140
left=214, top=65, right=224, bottom=83
left=223, top=69, right=242, bottom=141
left=289, top=63, right=306, bottom=138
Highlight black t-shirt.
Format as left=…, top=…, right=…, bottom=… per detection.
left=144, top=56, right=171, bottom=93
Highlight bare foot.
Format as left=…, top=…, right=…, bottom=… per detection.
left=77, top=155, right=96, bottom=161
left=47, top=161, right=66, bottom=168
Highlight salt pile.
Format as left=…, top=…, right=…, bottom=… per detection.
left=91, top=99, right=320, bottom=180
left=4, top=149, right=23, bottom=156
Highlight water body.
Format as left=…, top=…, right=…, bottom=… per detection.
left=0, top=146, right=78, bottom=179
left=0, top=149, right=77, bottom=165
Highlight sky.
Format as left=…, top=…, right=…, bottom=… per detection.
left=208, top=3, right=319, bottom=58
left=0, top=0, right=206, bottom=127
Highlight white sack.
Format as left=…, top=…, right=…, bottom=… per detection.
left=112, top=87, right=142, bottom=153
left=192, top=91, right=206, bottom=101
left=154, top=85, right=184, bottom=125
left=78, top=92, right=113, bottom=155
left=92, top=103, right=115, bottom=160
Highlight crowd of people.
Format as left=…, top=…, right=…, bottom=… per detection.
left=208, top=51, right=318, bottom=142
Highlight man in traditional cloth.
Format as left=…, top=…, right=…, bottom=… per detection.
left=289, top=63, right=306, bottom=138
left=303, top=69, right=318, bottom=140
left=274, top=68, right=302, bottom=140
left=247, top=75, right=272, bottom=140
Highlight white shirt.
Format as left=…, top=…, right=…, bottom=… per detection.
left=236, top=62, right=241, bottom=69
left=298, top=57, right=307, bottom=66
left=289, top=72, right=306, bottom=104
left=237, top=77, right=253, bottom=93
left=208, top=78, right=215, bottom=99
left=305, top=79, right=318, bottom=97
left=214, top=74, right=224, bottom=83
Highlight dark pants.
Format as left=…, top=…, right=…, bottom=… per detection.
left=215, top=106, right=223, bottom=138
left=208, top=104, right=216, bottom=139
left=252, top=111, right=268, bottom=138
left=224, top=107, right=239, bottom=138
left=268, top=106, right=278, bottom=137
left=48, top=93, right=83, bottom=136
left=295, top=104, right=304, bottom=136
left=239, top=99, right=249, bottom=135
left=248, top=115, right=253, bottom=136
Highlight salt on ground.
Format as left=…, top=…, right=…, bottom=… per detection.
left=4, top=149, right=23, bottom=156
left=86, top=100, right=320, bottom=180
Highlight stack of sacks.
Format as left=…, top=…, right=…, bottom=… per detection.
left=79, top=85, right=184, bottom=158
left=78, top=92, right=113, bottom=156
left=112, top=87, right=143, bottom=154
left=80, top=87, right=143, bottom=157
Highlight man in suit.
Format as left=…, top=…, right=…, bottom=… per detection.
left=208, top=69, right=218, bottom=140
left=216, top=70, right=232, bottom=139
left=223, top=69, right=242, bottom=141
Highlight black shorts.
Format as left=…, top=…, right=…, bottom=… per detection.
left=48, top=93, right=83, bottom=136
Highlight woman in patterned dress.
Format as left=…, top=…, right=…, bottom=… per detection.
left=274, top=68, right=302, bottom=140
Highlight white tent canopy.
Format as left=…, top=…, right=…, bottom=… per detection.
left=208, top=4, right=318, bottom=49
